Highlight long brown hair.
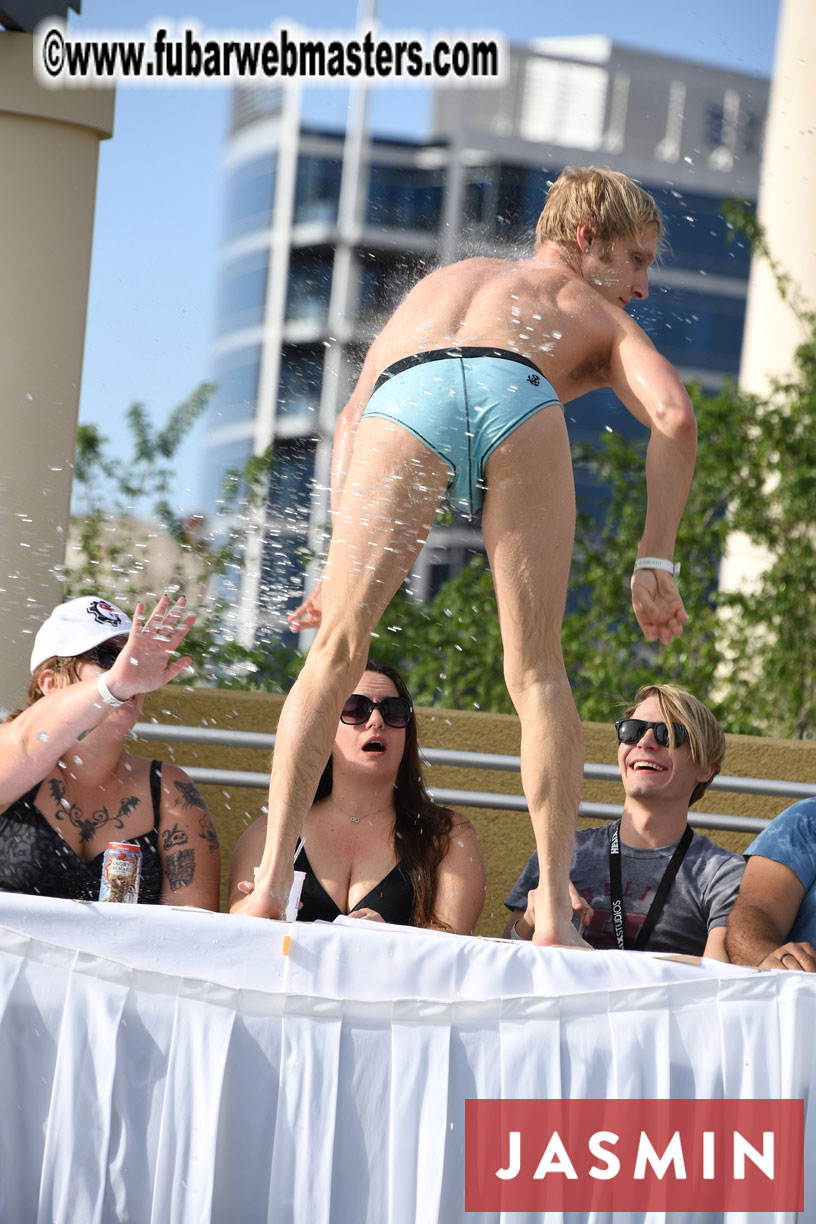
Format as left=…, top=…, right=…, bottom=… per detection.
left=314, top=659, right=454, bottom=929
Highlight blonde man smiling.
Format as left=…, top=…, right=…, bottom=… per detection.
left=504, top=685, right=744, bottom=960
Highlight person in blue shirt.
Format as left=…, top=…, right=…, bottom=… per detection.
left=726, top=797, right=816, bottom=972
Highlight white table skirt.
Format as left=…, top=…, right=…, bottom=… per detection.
left=0, top=894, right=814, bottom=1224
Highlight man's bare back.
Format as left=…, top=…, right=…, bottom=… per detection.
left=364, top=252, right=646, bottom=407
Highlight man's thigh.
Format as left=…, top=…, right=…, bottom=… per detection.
left=481, top=406, right=575, bottom=659
left=320, top=416, right=451, bottom=628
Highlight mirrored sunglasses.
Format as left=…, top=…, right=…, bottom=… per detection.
left=615, top=719, right=688, bottom=748
left=340, top=694, right=413, bottom=728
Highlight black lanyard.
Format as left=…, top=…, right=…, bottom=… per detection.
left=608, top=820, right=694, bottom=951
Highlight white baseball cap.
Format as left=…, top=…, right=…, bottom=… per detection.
left=30, top=596, right=133, bottom=674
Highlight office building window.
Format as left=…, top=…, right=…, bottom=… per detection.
left=286, top=250, right=333, bottom=323
left=357, top=253, right=426, bottom=324
left=215, top=251, right=268, bottom=336
left=651, top=186, right=752, bottom=276
left=294, top=155, right=342, bottom=223
left=201, top=436, right=254, bottom=508
left=633, top=289, right=745, bottom=372
left=494, top=165, right=553, bottom=243
left=208, top=348, right=261, bottom=428
left=266, top=438, right=316, bottom=526
left=463, top=176, right=492, bottom=225
left=366, top=163, right=443, bottom=231
left=278, top=346, right=324, bottom=420
left=223, top=154, right=277, bottom=241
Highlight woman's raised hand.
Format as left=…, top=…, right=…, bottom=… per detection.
left=105, top=595, right=196, bottom=700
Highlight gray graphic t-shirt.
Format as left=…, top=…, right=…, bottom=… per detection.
left=505, top=823, right=745, bottom=955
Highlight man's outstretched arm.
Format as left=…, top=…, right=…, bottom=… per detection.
left=609, top=318, right=697, bottom=644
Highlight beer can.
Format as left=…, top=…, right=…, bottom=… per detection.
left=99, top=842, right=142, bottom=903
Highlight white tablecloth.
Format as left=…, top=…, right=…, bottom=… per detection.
left=0, top=894, right=814, bottom=1223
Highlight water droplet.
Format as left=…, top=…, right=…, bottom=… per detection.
left=36, top=731, right=49, bottom=743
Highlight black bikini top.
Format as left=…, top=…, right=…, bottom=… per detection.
left=294, top=843, right=415, bottom=925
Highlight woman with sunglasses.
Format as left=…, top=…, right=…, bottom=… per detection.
left=230, top=660, right=485, bottom=932
left=0, top=594, right=220, bottom=909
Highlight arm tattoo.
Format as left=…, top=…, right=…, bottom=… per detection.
left=171, top=778, right=217, bottom=852
left=161, top=822, right=190, bottom=851
left=165, top=847, right=195, bottom=892
left=197, top=811, right=219, bottom=854
left=173, top=779, right=208, bottom=812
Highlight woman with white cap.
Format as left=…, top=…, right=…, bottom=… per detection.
left=0, top=594, right=220, bottom=908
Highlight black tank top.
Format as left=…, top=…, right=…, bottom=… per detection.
left=294, top=844, right=416, bottom=925
left=0, top=761, right=164, bottom=904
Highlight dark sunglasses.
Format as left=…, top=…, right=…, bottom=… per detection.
left=88, top=640, right=125, bottom=670
left=615, top=719, right=688, bottom=748
left=340, top=694, right=413, bottom=728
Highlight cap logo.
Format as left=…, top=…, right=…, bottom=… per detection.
left=88, top=600, right=123, bottom=627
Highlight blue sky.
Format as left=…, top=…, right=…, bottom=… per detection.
left=71, top=0, right=781, bottom=514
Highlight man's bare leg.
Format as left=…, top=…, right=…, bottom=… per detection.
left=241, top=419, right=450, bottom=918
left=482, top=407, right=586, bottom=948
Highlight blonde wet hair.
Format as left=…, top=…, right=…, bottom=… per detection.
left=623, top=683, right=725, bottom=806
left=535, top=166, right=664, bottom=255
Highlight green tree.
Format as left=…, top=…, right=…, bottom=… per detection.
left=711, top=337, right=816, bottom=736
left=68, top=387, right=302, bottom=692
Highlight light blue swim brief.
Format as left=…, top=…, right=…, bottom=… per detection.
left=362, top=347, right=562, bottom=516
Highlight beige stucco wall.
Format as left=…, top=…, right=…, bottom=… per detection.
left=722, top=0, right=816, bottom=593
left=136, top=688, right=816, bottom=933
left=0, top=34, right=114, bottom=709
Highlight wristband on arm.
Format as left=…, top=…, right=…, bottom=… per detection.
left=97, top=673, right=125, bottom=707
left=633, top=557, right=680, bottom=578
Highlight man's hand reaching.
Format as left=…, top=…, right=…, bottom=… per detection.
left=631, top=569, right=688, bottom=645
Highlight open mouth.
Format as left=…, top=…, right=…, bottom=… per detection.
left=362, top=741, right=385, bottom=753
left=631, top=761, right=666, bottom=773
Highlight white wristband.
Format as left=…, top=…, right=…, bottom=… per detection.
left=509, top=920, right=527, bottom=942
left=633, top=556, right=680, bottom=578
left=97, top=673, right=125, bottom=707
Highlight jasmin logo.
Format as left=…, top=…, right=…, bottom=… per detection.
left=465, top=1099, right=804, bottom=1212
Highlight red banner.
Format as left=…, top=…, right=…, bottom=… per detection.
left=465, top=1099, right=803, bottom=1213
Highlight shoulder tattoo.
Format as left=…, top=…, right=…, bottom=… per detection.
left=173, top=779, right=208, bottom=812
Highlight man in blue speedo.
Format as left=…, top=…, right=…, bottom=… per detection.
left=238, top=166, right=698, bottom=949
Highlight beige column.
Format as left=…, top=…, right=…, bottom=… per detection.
left=721, top=0, right=816, bottom=590
left=0, top=33, right=114, bottom=710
